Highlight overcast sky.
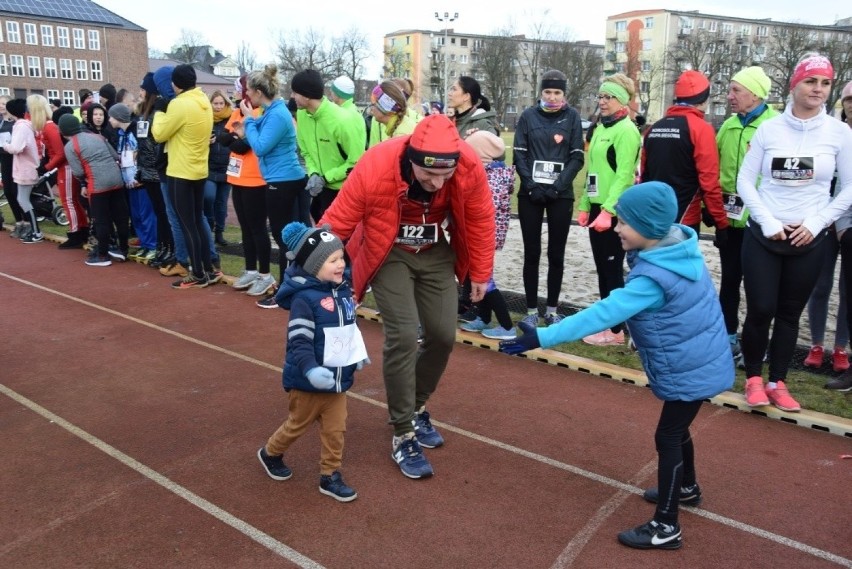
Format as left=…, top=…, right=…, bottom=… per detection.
left=93, top=0, right=846, bottom=78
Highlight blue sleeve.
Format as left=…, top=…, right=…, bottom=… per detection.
left=244, top=109, right=290, bottom=158
left=536, top=276, right=665, bottom=348
left=287, top=296, right=320, bottom=375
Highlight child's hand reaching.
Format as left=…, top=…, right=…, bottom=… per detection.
left=356, top=357, right=371, bottom=370
left=307, top=367, right=335, bottom=390
left=499, top=322, right=541, bottom=355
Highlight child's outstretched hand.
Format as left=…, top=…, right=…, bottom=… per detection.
left=356, top=357, right=371, bottom=370
left=306, top=367, right=335, bottom=390
left=499, top=322, right=541, bottom=355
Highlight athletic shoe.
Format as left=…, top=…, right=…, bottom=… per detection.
left=744, top=376, right=769, bottom=407
left=413, top=410, right=444, bottom=448
left=21, top=232, right=44, bottom=244
left=232, top=270, right=260, bottom=291
left=172, top=274, right=209, bottom=290
left=519, top=313, right=539, bottom=328
left=256, top=447, right=292, bottom=481
left=138, top=248, right=157, bottom=263
left=642, top=484, right=702, bottom=507
left=481, top=325, right=517, bottom=340
left=583, top=330, right=625, bottom=346
left=544, top=313, right=563, bottom=326
left=391, top=433, right=433, bottom=479
left=824, top=371, right=852, bottom=392
left=832, top=348, right=850, bottom=372
left=256, top=296, right=280, bottom=309
left=319, top=471, right=357, bottom=502
left=803, top=345, right=824, bottom=368
left=85, top=252, right=112, bottom=267
left=207, top=270, right=224, bottom=285
left=617, top=519, right=682, bottom=550
left=460, top=317, right=488, bottom=332
left=160, top=262, right=189, bottom=277
left=458, top=308, right=479, bottom=323
left=128, top=237, right=141, bottom=248
left=766, top=380, right=801, bottom=412
left=246, top=274, right=276, bottom=296
left=107, top=247, right=127, bottom=262
left=9, top=223, right=24, bottom=239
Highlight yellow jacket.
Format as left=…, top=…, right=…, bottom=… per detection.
left=152, top=87, right=213, bottom=180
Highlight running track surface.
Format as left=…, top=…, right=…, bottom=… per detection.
left=1, top=235, right=851, bottom=569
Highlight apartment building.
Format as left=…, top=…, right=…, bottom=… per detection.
left=604, top=10, right=852, bottom=125
left=0, top=0, right=147, bottom=106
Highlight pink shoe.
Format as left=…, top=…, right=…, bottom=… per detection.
left=583, top=330, right=625, bottom=346
left=832, top=348, right=850, bottom=372
left=803, top=345, right=824, bottom=368
left=766, top=380, right=801, bottom=412
left=744, top=376, right=769, bottom=407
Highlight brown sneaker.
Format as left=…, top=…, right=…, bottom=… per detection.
left=160, top=262, right=188, bottom=277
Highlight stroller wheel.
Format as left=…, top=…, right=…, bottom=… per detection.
left=53, top=206, right=69, bottom=226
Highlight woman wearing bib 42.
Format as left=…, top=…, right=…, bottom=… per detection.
left=737, top=54, right=852, bottom=411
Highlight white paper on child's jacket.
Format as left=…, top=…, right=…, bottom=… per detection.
left=322, top=324, right=368, bottom=367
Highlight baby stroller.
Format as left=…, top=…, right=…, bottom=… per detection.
left=31, top=168, right=69, bottom=226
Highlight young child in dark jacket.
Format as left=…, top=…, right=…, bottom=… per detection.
left=500, top=181, right=734, bottom=550
left=257, top=221, right=368, bottom=502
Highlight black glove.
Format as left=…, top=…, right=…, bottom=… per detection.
left=713, top=228, right=728, bottom=249
left=36, top=164, right=47, bottom=177
left=701, top=206, right=715, bottom=228
left=528, top=185, right=549, bottom=205
left=217, top=131, right=237, bottom=146
left=542, top=186, right=559, bottom=202
left=152, top=97, right=169, bottom=113
left=499, top=322, right=541, bottom=355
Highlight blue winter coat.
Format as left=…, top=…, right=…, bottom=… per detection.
left=243, top=98, right=304, bottom=183
left=275, top=264, right=358, bottom=393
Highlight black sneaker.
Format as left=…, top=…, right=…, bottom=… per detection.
left=257, top=447, right=292, bottom=480
left=172, top=274, right=209, bottom=289
left=21, top=232, right=44, bottom=244
left=825, top=371, right=852, bottom=392
left=256, top=296, right=280, bottom=309
left=618, top=519, right=682, bottom=550
left=319, top=471, right=358, bottom=502
left=108, top=247, right=127, bottom=262
left=458, top=308, right=479, bottom=323
left=642, top=484, right=702, bottom=507
left=85, top=252, right=112, bottom=267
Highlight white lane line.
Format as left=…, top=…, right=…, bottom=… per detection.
left=4, top=272, right=851, bottom=568
left=0, top=383, right=325, bottom=569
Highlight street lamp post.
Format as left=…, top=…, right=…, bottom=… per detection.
left=434, top=11, right=458, bottom=107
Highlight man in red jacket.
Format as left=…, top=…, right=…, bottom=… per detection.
left=319, top=114, right=495, bottom=479
left=641, top=70, right=729, bottom=244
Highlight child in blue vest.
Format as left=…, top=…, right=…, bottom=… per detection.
left=257, top=221, right=368, bottom=502
left=500, top=181, right=734, bottom=550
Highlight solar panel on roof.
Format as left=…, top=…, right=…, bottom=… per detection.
left=0, top=0, right=128, bottom=27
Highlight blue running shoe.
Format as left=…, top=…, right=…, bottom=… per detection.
left=460, top=317, right=488, bottom=332
left=481, top=325, right=517, bottom=340
left=319, top=471, right=358, bottom=502
left=413, top=410, right=444, bottom=448
left=392, top=434, right=433, bottom=479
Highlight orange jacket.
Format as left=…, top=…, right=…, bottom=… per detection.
left=225, top=109, right=265, bottom=188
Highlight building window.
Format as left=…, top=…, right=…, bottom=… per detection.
left=643, top=39, right=652, bottom=51
left=709, top=21, right=718, bottom=32
left=615, top=63, right=626, bottom=73
left=642, top=60, right=652, bottom=71
left=679, top=17, right=694, bottom=29
left=87, top=30, right=100, bottom=50
left=62, top=90, right=75, bottom=106
left=47, top=89, right=59, bottom=101
left=615, top=21, right=626, bottom=32
left=6, top=22, right=20, bottom=43
left=27, top=56, right=40, bottom=77
left=640, top=81, right=650, bottom=94
left=460, top=38, right=467, bottom=47
left=0, top=54, right=7, bottom=76
left=0, top=88, right=9, bottom=96
left=756, top=25, right=769, bottom=37
left=722, top=23, right=733, bottom=34
left=90, top=60, right=102, bottom=81
left=24, top=23, right=37, bottom=45
left=506, top=104, right=516, bottom=114
left=73, top=29, right=85, bottom=49
left=75, top=59, right=87, bottom=80
left=615, top=41, right=626, bottom=53
left=57, top=27, right=69, bottom=48
left=459, top=54, right=468, bottom=64
left=60, top=58, right=72, bottom=79
left=10, top=55, right=24, bottom=76
left=44, top=57, right=57, bottom=78
left=645, top=17, right=654, bottom=29
left=740, top=24, right=752, bottom=36
left=41, top=24, right=54, bottom=46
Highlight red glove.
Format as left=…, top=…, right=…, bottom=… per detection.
left=577, top=211, right=590, bottom=227
left=590, top=210, right=613, bottom=232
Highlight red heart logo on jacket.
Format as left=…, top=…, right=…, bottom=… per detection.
left=320, top=297, right=334, bottom=312
left=554, top=134, right=564, bottom=144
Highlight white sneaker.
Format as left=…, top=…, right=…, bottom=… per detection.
left=246, top=274, right=276, bottom=296
left=232, top=270, right=260, bottom=291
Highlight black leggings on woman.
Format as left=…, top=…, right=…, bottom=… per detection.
left=266, top=178, right=305, bottom=283
left=1, top=156, right=23, bottom=222
left=588, top=204, right=625, bottom=334
left=740, top=229, right=827, bottom=380
left=716, top=227, right=745, bottom=335
left=654, top=400, right=702, bottom=525
left=232, top=184, right=270, bottom=274
left=169, top=177, right=212, bottom=279
left=517, top=195, right=574, bottom=309
left=143, top=180, right=172, bottom=249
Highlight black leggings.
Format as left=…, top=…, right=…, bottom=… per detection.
left=310, top=187, right=338, bottom=224
left=654, top=400, right=702, bottom=525
left=839, top=230, right=852, bottom=346
left=169, top=177, right=211, bottom=278
left=716, top=227, right=745, bottom=335
left=741, top=230, right=827, bottom=380
left=90, top=188, right=129, bottom=256
left=1, top=157, right=23, bottom=222
left=267, top=178, right=306, bottom=283
left=232, top=185, right=269, bottom=274
left=143, top=181, right=172, bottom=248
left=517, top=195, right=574, bottom=308
left=588, top=204, right=625, bottom=333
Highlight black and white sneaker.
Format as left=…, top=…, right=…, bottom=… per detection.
left=642, top=484, right=702, bottom=507
left=108, top=247, right=127, bottom=262
left=257, top=447, right=292, bottom=481
left=617, top=519, right=682, bottom=550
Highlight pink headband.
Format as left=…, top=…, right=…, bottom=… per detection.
left=790, top=56, right=834, bottom=89
left=370, top=85, right=401, bottom=114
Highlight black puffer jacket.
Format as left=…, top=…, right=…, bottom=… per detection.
left=207, top=118, right=230, bottom=182
left=135, top=111, right=160, bottom=183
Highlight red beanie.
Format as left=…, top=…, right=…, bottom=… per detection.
left=406, top=114, right=461, bottom=169
left=790, top=55, right=834, bottom=89
left=674, top=70, right=710, bottom=104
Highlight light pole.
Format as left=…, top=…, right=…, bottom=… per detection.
left=434, top=11, right=458, bottom=107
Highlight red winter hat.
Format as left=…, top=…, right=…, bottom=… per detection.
left=790, top=55, right=834, bottom=89
left=406, top=114, right=461, bottom=169
left=674, top=70, right=710, bottom=105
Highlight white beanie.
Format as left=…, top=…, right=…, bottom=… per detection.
left=331, top=76, right=355, bottom=100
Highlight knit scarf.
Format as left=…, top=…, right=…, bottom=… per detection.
left=600, top=107, right=629, bottom=127
left=213, top=105, right=233, bottom=122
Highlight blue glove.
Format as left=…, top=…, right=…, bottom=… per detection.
left=306, top=367, right=335, bottom=390
left=356, top=357, right=371, bottom=370
left=499, top=322, right=541, bottom=355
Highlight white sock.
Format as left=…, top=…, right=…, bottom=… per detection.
left=767, top=382, right=777, bottom=390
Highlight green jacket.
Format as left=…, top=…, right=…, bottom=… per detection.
left=453, top=107, right=500, bottom=137
left=580, top=115, right=641, bottom=214
left=297, top=98, right=365, bottom=190
left=715, top=105, right=779, bottom=228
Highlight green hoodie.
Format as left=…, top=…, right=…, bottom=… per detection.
left=579, top=115, right=641, bottom=214
left=715, top=105, right=779, bottom=228
left=296, top=98, right=365, bottom=190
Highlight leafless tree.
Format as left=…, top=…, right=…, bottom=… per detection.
left=517, top=11, right=556, bottom=100
left=540, top=40, right=602, bottom=109
left=817, top=31, right=852, bottom=111
left=234, top=41, right=257, bottom=74
left=329, top=27, right=371, bottom=83
left=275, top=26, right=372, bottom=94
left=384, top=45, right=412, bottom=83
left=764, top=24, right=820, bottom=101
left=472, top=28, right=519, bottom=125
left=635, top=53, right=667, bottom=118
left=148, top=47, right=165, bottom=59
left=170, top=28, right=207, bottom=65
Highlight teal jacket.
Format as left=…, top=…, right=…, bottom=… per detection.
left=296, top=98, right=365, bottom=190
